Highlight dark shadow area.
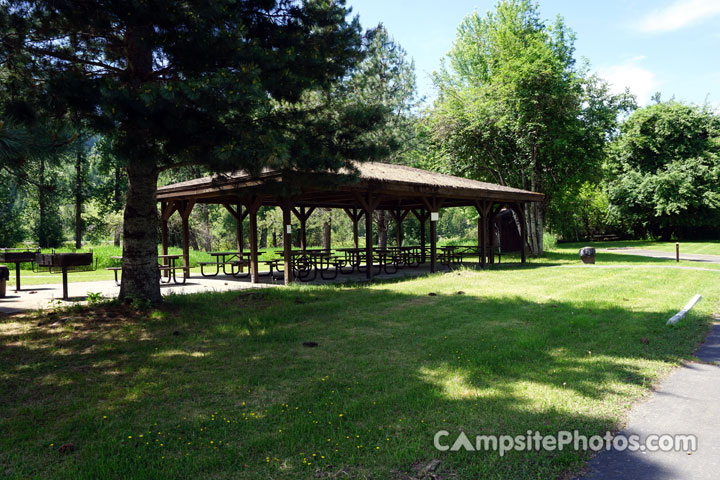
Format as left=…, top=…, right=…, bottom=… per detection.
left=0, top=281, right=711, bottom=479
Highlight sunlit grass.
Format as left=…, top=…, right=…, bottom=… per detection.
left=1, top=258, right=718, bottom=479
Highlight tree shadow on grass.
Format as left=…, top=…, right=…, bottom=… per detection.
left=0, top=283, right=710, bottom=479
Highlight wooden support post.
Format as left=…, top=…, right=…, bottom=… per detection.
left=237, top=203, right=244, bottom=271
left=282, top=203, right=294, bottom=285
left=161, top=218, right=169, bottom=278
left=245, top=197, right=262, bottom=284
left=353, top=217, right=359, bottom=249
left=300, top=219, right=307, bottom=250
left=344, top=208, right=363, bottom=249
left=487, top=204, right=501, bottom=265
left=430, top=213, right=437, bottom=273
left=179, top=199, right=195, bottom=278
left=236, top=203, right=244, bottom=253
left=160, top=201, right=176, bottom=278
left=292, top=207, right=315, bottom=251
left=15, top=263, right=21, bottom=291
left=474, top=201, right=490, bottom=268
left=421, top=197, right=443, bottom=273
left=388, top=209, right=410, bottom=247
left=514, top=203, right=527, bottom=264
left=411, top=208, right=429, bottom=264
left=223, top=202, right=249, bottom=272
left=365, top=204, right=373, bottom=280
left=355, top=194, right=380, bottom=281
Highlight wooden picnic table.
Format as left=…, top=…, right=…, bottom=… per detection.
left=269, top=249, right=340, bottom=281
left=199, top=250, right=264, bottom=278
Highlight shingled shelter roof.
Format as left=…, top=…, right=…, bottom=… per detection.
left=156, top=161, right=543, bottom=209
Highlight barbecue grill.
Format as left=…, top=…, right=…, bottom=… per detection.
left=0, top=248, right=40, bottom=291
left=36, top=250, right=94, bottom=300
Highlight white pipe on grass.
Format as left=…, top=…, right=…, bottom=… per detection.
left=666, top=294, right=702, bottom=325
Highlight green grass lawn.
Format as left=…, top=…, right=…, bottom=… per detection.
left=8, top=239, right=720, bottom=288
left=1, top=259, right=718, bottom=479
left=560, top=239, right=720, bottom=256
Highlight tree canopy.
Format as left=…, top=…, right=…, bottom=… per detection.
left=0, top=0, right=388, bottom=302
left=429, top=0, right=633, bottom=253
left=606, top=101, right=720, bottom=238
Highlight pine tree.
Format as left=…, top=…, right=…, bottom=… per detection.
left=1, top=0, right=383, bottom=302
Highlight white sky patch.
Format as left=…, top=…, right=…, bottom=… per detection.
left=638, top=0, right=720, bottom=33
left=597, top=59, right=660, bottom=105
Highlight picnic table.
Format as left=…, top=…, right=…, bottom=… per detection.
left=269, top=249, right=340, bottom=281
left=439, top=245, right=498, bottom=265
left=200, top=251, right=247, bottom=277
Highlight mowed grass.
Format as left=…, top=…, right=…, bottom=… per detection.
left=9, top=238, right=720, bottom=288
left=560, top=239, right=720, bottom=256
left=1, top=262, right=718, bottom=479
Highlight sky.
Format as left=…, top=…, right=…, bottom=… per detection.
left=345, top=0, right=720, bottom=107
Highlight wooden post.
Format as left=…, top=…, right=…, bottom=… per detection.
left=282, top=203, right=294, bottom=285
left=249, top=209, right=259, bottom=284
left=411, top=209, right=429, bottom=264
left=237, top=203, right=244, bottom=272
left=245, top=196, right=263, bottom=284
left=355, top=194, right=380, bottom=281
left=300, top=217, right=307, bottom=250
left=353, top=217, right=359, bottom=249
left=389, top=209, right=410, bottom=247
left=365, top=203, right=373, bottom=280
left=474, top=201, right=489, bottom=268
left=179, top=199, right=195, bottom=278
left=292, top=207, right=315, bottom=251
left=161, top=219, right=169, bottom=278
left=421, top=197, right=443, bottom=273
left=515, top=203, right=527, bottom=264
left=160, top=201, right=176, bottom=278
left=237, top=203, right=244, bottom=251
left=430, top=211, right=438, bottom=273
left=344, top=208, right=363, bottom=249
left=223, top=202, right=249, bottom=272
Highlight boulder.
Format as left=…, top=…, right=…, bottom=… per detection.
left=579, top=247, right=596, bottom=264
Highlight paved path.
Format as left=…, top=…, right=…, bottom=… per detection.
left=602, top=248, right=720, bottom=264
left=579, top=322, right=720, bottom=480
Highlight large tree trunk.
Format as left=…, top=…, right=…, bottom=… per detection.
left=113, top=166, right=122, bottom=247
left=376, top=210, right=388, bottom=249
left=37, top=156, right=48, bottom=248
left=528, top=142, right=544, bottom=256
left=119, top=160, right=161, bottom=303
